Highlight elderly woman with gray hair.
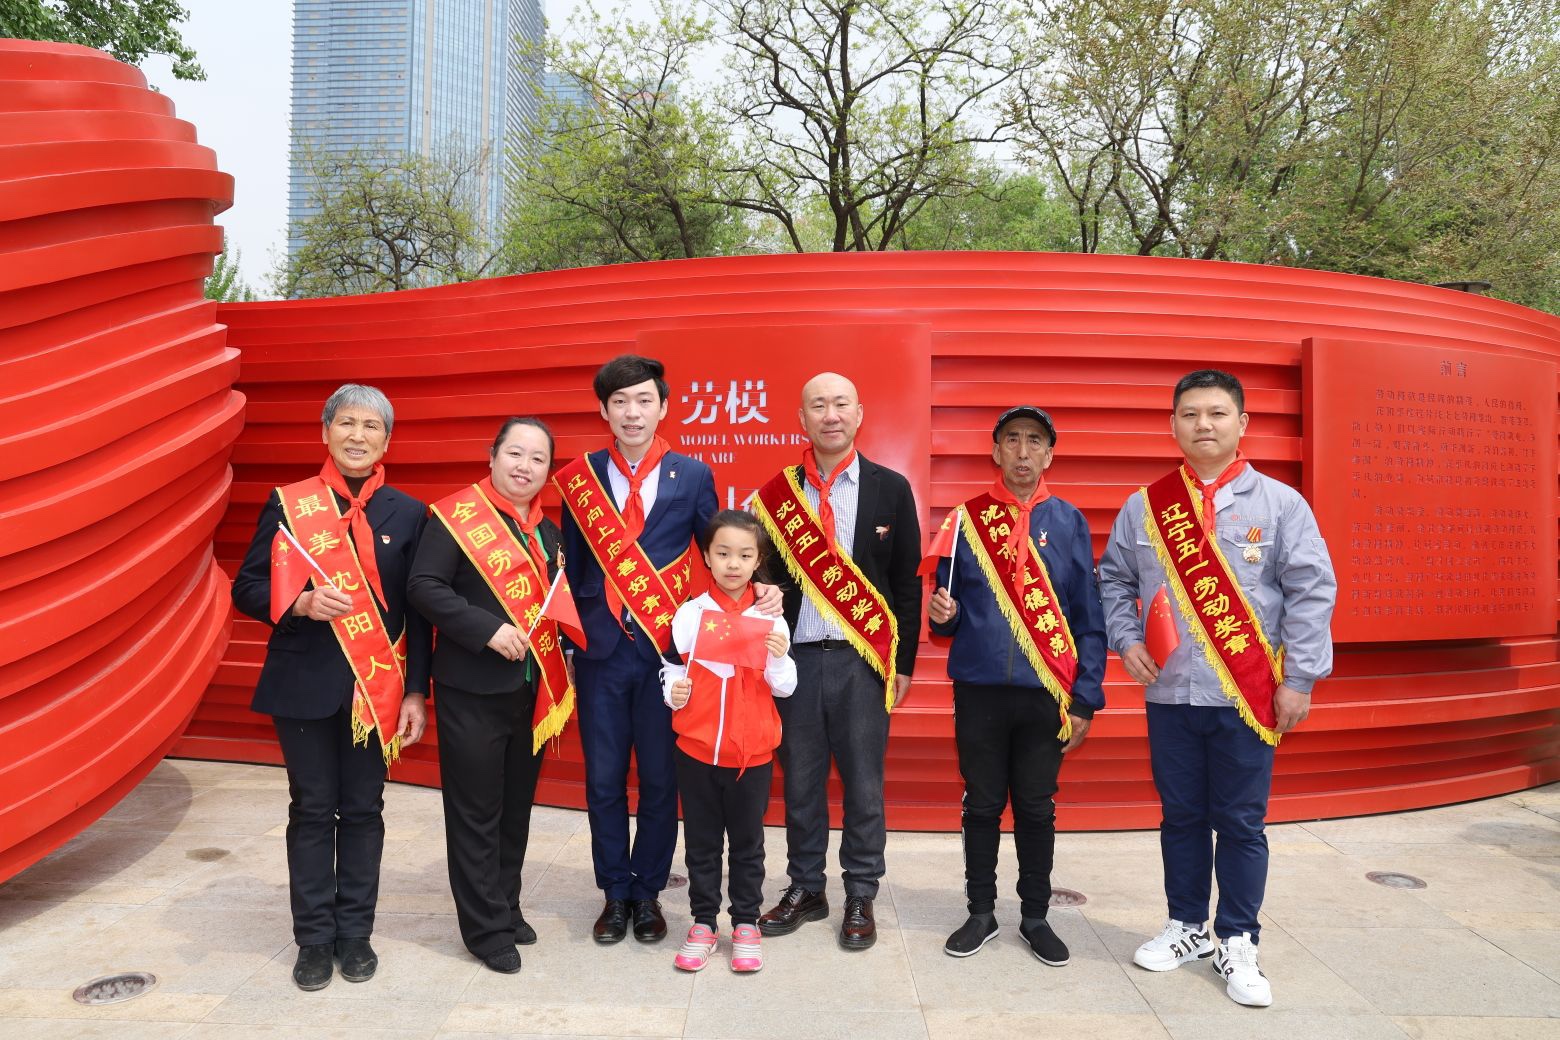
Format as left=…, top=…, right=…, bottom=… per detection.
left=233, top=383, right=432, bottom=992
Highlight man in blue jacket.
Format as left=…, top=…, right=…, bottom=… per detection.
left=926, top=405, right=1106, bottom=966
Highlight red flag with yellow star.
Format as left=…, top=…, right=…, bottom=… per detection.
left=269, top=526, right=314, bottom=623
left=693, top=609, right=771, bottom=670
left=1144, top=584, right=1181, bottom=668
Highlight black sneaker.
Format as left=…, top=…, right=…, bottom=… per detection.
left=943, top=915, right=999, bottom=958
left=292, top=943, right=333, bottom=991
left=1020, top=918, right=1069, bottom=966
left=334, top=937, right=378, bottom=982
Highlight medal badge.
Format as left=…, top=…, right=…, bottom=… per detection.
left=1242, top=526, right=1263, bottom=564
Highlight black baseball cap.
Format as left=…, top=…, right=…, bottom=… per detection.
left=992, top=406, right=1057, bottom=445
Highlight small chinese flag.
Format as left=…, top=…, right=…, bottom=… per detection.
left=1144, top=584, right=1181, bottom=668
left=270, top=528, right=314, bottom=623
left=694, top=610, right=771, bottom=670
left=918, top=508, right=959, bottom=578
left=541, top=571, right=588, bottom=651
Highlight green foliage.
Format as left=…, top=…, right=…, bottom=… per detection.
left=502, top=0, right=1560, bottom=312
left=278, top=147, right=500, bottom=299
left=1013, top=0, right=1560, bottom=311
left=500, top=2, right=752, bottom=273
left=204, top=236, right=257, bottom=302
left=0, top=0, right=205, bottom=80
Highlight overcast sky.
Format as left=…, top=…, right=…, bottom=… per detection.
left=146, top=1, right=648, bottom=292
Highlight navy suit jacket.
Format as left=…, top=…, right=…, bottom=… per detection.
left=232, top=483, right=433, bottom=720
left=561, top=448, right=719, bottom=665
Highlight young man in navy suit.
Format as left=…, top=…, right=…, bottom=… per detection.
left=556, top=355, right=778, bottom=944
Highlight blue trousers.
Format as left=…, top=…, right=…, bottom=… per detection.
left=574, top=650, right=679, bottom=901
left=1146, top=702, right=1275, bottom=943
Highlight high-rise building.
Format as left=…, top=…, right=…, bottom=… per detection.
left=287, top=0, right=544, bottom=258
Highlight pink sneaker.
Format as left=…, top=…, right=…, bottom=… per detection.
left=730, top=924, right=763, bottom=973
left=674, top=924, right=718, bottom=972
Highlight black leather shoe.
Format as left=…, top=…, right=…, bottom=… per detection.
left=944, top=913, right=999, bottom=958
left=334, top=937, right=378, bottom=982
left=839, top=895, right=876, bottom=950
left=514, top=912, right=537, bottom=946
left=631, top=898, right=667, bottom=942
left=292, top=943, right=333, bottom=991
left=483, top=946, right=522, bottom=974
left=593, top=898, right=629, bottom=943
left=757, top=885, right=829, bottom=937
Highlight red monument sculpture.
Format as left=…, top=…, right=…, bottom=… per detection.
left=3, top=39, right=1557, bottom=882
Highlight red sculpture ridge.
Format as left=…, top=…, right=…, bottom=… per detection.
left=182, top=252, right=1560, bottom=831
left=0, top=40, right=242, bottom=881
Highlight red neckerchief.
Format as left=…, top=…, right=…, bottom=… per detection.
left=320, top=459, right=386, bottom=605
left=608, top=435, right=670, bottom=542
left=708, top=583, right=761, bottom=777
left=989, top=476, right=1051, bottom=576
left=1184, top=454, right=1248, bottom=534
left=480, top=475, right=548, bottom=573
left=802, top=446, right=857, bottom=552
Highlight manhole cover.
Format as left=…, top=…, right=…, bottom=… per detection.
left=1366, top=871, right=1427, bottom=890
left=666, top=873, right=688, bottom=889
left=1049, top=887, right=1087, bottom=907
left=73, top=972, right=157, bottom=1005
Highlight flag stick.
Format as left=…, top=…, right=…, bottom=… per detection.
left=947, top=506, right=960, bottom=591
left=277, top=523, right=337, bottom=589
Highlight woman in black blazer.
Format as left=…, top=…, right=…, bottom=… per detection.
left=232, top=383, right=432, bottom=992
left=407, top=417, right=564, bottom=975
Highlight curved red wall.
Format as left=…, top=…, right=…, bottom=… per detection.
left=175, top=252, right=1560, bottom=830
left=0, top=41, right=241, bottom=881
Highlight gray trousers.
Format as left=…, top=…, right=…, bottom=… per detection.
left=776, top=644, right=892, bottom=898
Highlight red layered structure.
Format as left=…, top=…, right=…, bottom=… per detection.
left=0, top=40, right=242, bottom=881
left=180, top=254, right=1560, bottom=830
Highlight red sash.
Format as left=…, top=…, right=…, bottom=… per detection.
left=1141, top=467, right=1284, bottom=745
left=430, top=483, right=575, bottom=752
left=957, top=492, right=1080, bottom=738
left=552, top=454, right=692, bottom=654
left=278, top=476, right=407, bottom=763
left=752, top=466, right=898, bottom=711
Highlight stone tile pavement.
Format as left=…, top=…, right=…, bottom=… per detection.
left=2, top=759, right=1558, bottom=1039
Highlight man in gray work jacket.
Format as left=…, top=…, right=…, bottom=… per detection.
left=1098, top=369, right=1336, bottom=1009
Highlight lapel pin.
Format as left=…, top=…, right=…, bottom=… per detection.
left=876, top=525, right=890, bottom=540
left=668, top=469, right=676, bottom=479
left=1037, top=530, right=1048, bottom=548
left=381, top=534, right=391, bottom=544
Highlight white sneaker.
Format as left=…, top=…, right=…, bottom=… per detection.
left=1132, top=918, right=1214, bottom=971
left=1213, top=933, right=1273, bottom=1006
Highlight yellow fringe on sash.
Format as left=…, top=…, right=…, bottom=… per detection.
left=753, top=479, right=900, bottom=713
left=531, top=682, right=577, bottom=755
left=1140, top=489, right=1282, bottom=747
left=957, top=510, right=1074, bottom=741
left=352, top=690, right=402, bottom=764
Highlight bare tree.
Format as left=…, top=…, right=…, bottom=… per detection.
left=279, top=145, right=501, bottom=298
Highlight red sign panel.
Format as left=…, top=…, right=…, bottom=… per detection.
left=638, top=323, right=932, bottom=517
left=1303, top=338, right=1556, bottom=642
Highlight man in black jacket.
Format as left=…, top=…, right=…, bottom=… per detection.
left=754, top=372, right=922, bottom=950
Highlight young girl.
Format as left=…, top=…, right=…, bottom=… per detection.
left=662, top=510, right=797, bottom=973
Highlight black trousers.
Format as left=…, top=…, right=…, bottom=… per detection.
left=675, top=749, right=772, bottom=928
left=777, top=646, right=890, bottom=897
left=435, top=680, right=545, bottom=958
left=952, top=683, right=1066, bottom=919
left=273, top=706, right=388, bottom=945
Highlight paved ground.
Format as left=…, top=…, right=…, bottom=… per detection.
left=2, top=759, right=1558, bottom=1039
